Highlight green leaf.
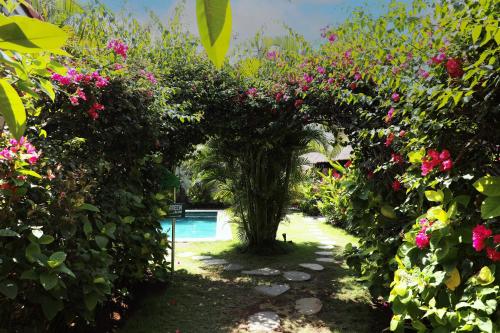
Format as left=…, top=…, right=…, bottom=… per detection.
left=427, top=206, right=448, bottom=223
left=425, top=190, right=444, bottom=202
left=83, top=221, right=93, bottom=236
left=77, top=203, right=100, bottom=212
left=476, top=266, right=494, bottom=286
left=473, top=176, right=500, bottom=197
left=0, top=280, right=17, bottom=299
left=480, top=196, right=500, bottom=219
left=0, top=16, right=68, bottom=53
left=39, top=272, right=58, bottom=290
left=471, top=25, right=482, bottom=44
left=84, top=292, right=98, bottom=311
left=196, top=0, right=232, bottom=68
left=390, top=314, right=402, bottom=331
left=25, top=243, right=41, bottom=262
left=0, top=228, right=19, bottom=237
left=40, top=296, right=63, bottom=320
left=47, top=252, right=66, bottom=268
left=0, top=78, right=26, bottom=139
left=408, top=148, right=425, bottom=164
left=55, top=263, right=75, bottom=278
left=37, top=78, right=55, bottom=101
left=38, top=235, right=55, bottom=245
left=18, top=169, right=42, bottom=179
left=381, top=205, right=397, bottom=219
left=95, top=235, right=108, bottom=249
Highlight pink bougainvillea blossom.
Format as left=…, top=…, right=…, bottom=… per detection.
left=391, top=92, right=400, bottom=103
left=266, top=50, right=278, bottom=60
left=354, top=72, right=361, bottom=81
left=327, top=78, right=334, bottom=85
left=317, top=66, right=326, bottom=75
left=69, top=96, right=79, bottom=106
left=113, top=63, right=124, bottom=70
left=328, top=33, right=338, bottom=43
left=303, top=73, right=314, bottom=84
left=472, top=224, right=493, bottom=252
left=486, top=247, right=500, bottom=262
left=418, top=68, right=430, bottom=79
left=107, top=39, right=128, bottom=59
left=145, top=72, right=157, bottom=84
left=416, top=228, right=430, bottom=249
left=421, top=149, right=453, bottom=176
left=430, top=52, right=446, bottom=65
left=385, top=107, right=395, bottom=123
left=246, top=87, right=257, bottom=96
left=275, top=92, right=283, bottom=102
left=76, top=88, right=87, bottom=101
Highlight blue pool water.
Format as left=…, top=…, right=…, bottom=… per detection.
left=161, top=211, right=218, bottom=239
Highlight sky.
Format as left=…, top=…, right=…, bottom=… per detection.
left=96, top=0, right=411, bottom=45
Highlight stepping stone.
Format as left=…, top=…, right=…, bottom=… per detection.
left=201, top=259, right=228, bottom=266
left=242, top=268, right=281, bottom=276
left=316, top=257, right=334, bottom=263
left=295, top=297, right=323, bottom=315
left=178, top=252, right=195, bottom=258
left=283, top=271, right=311, bottom=281
left=315, top=251, right=333, bottom=256
left=254, top=284, right=290, bottom=297
left=318, top=245, right=334, bottom=250
left=224, top=263, right=244, bottom=271
left=319, top=241, right=336, bottom=245
left=192, top=255, right=212, bottom=260
left=299, top=263, right=324, bottom=271
left=248, top=311, right=280, bottom=332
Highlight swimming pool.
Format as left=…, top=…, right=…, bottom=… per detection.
left=160, top=210, right=232, bottom=241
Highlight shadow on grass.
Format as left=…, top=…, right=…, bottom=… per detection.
left=119, top=240, right=389, bottom=333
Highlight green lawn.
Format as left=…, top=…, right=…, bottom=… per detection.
left=119, top=213, right=389, bottom=333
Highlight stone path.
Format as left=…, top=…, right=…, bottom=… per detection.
left=190, top=216, right=342, bottom=332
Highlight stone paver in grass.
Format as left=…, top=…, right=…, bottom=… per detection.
left=319, top=241, right=336, bottom=246
left=295, top=298, right=323, bottom=315
left=299, top=263, right=324, bottom=271
left=316, top=257, right=335, bottom=263
left=242, top=268, right=281, bottom=276
left=317, top=245, right=334, bottom=250
left=224, top=263, right=244, bottom=271
left=283, top=271, right=311, bottom=281
left=192, top=255, right=213, bottom=260
left=248, top=311, right=280, bottom=332
left=254, top=283, right=290, bottom=297
left=315, top=251, right=333, bottom=256
left=201, top=259, right=228, bottom=266
left=178, top=252, right=195, bottom=258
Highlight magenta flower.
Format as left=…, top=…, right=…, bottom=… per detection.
left=328, top=33, right=338, bottom=43
left=392, top=179, right=401, bottom=191
left=486, top=247, right=500, bottom=262
left=266, top=50, right=278, bottom=60
left=145, top=72, right=157, bottom=84
left=69, top=96, right=79, bottom=106
left=327, top=78, right=334, bottom=85
left=472, top=224, right=492, bottom=252
left=418, top=68, right=430, bottom=79
left=385, top=133, right=395, bottom=147
left=76, top=88, right=87, bottom=101
left=391, top=92, right=400, bottom=102
left=385, top=107, right=395, bottom=123
left=317, top=66, right=326, bottom=75
left=386, top=54, right=393, bottom=61
left=354, top=72, right=361, bottom=81
left=107, top=39, right=128, bottom=60
left=246, top=87, right=257, bottom=96
left=416, top=229, right=430, bottom=249
left=391, top=152, right=404, bottom=164
left=303, top=73, right=313, bottom=84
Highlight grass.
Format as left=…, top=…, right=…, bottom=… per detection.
left=119, top=213, right=389, bottom=333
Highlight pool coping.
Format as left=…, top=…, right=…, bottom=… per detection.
left=174, top=209, right=232, bottom=242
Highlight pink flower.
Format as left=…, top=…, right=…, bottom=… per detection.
left=386, top=54, right=393, bottom=61
left=87, top=109, right=99, bottom=120
left=275, top=92, right=283, bottom=102
left=95, top=76, right=109, bottom=88
left=421, top=161, right=434, bottom=176
left=440, top=159, right=453, bottom=172
left=419, top=218, right=428, bottom=226
left=92, top=103, right=105, bottom=111
left=385, top=107, right=395, bottom=123
left=392, top=179, right=401, bottom=191
left=69, top=96, right=79, bottom=106
left=107, top=39, right=128, bottom=60
left=446, top=58, right=463, bottom=78
left=399, top=130, right=406, bottom=137
left=76, top=88, right=87, bottom=101
left=317, top=66, right=326, bottom=75
left=327, top=78, right=334, bottom=85
left=416, top=230, right=430, bottom=249
left=328, top=33, right=337, bottom=43
left=486, top=247, right=500, bottom=262
left=344, top=50, right=352, bottom=59
left=28, top=154, right=39, bottom=165
left=0, top=148, right=13, bottom=160
left=391, top=92, right=400, bottom=103
left=439, top=149, right=450, bottom=160
left=303, top=73, right=313, bottom=84
left=114, top=63, right=124, bottom=70
left=145, top=72, right=157, bottom=84
left=431, top=52, right=446, bottom=65
left=246, top=88, right=257, bottom=96
left=51, top=73, right=72, bottom=85
left=472, top=224, right=492, bottom=252
left=266, top=50, right=278, bottom=60
left=332, top=171, right=341, bottom=179
left=354, top=72, right=361, bottom=81
left=418, top=68, right=430, bottom=79
left=344, top=160, right=352, bottom=168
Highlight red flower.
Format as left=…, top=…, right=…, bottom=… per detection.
left=439, top=149, right=450, bottom=160
left=472, top=224, right=492, bottom=252
left=391, top=153, right=404, bottom=165
left=446, top=58, right=463, bottom=78
left=440, top=159, right=453, bottom=172
left=350, top=82, right=357, bottom=90
left=486, top=247, right=500, bottom=262
left=392, top=179, right=401, bottom=192
left=294, top=99, right=304, bottom=109
left=385, top=133, right=395, bottom=147
left=398, top=130, right=406, bottom=137
left=344, top=160, right=352, bottom=168
left=275, top=92, right=283, bottom=102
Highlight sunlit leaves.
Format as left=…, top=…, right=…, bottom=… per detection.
left=0, top=78, right=26, bottom=139
left=196, top=0, right=232, bottom=68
